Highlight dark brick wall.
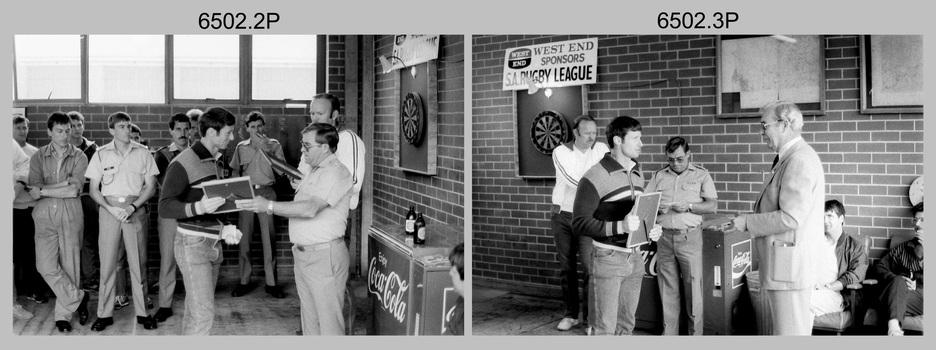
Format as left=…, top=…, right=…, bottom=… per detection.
left=471, top=35, right=923, bottom=292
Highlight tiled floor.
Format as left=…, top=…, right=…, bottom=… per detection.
left=471, top=285, right=653, bottom=336
left=12, top=276, right=373, bottom=336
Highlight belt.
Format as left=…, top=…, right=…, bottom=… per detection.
left=663, top=226, right=699, bottom=234
left=104, top=195, right=139, bottom=208
left=592, top=241, right=635, bottom=253
left=294, top=238, right=343, bottom=252
left=178, top=227, right=220, bottom=240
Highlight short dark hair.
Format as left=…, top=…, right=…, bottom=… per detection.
left=13, top=115, right=28, bottom=125
left=66, top=111, right=85, bottom=122
left=449, top=242, right=464, bottom=281
left=912, top=201, right=924, bottom=215
left=47, top=112, right=71, bottom=130
left=606, top=116, right=642, bottom=149
left=572, top=115, right=596, bottom=130
left=825, top=199, right=845, bottom=217
left=169, top=113, right=190, bottom=130
left=301, top=122, right=339, bottom=153
left=665, top=136, right=689, bottom=154
left=107, top=112, right=131, bottom=129
left=245, top=111, right=265, bottom=126
left=198, top=107, right=236, bottom=137
left=129, top=123, right=142, bottom=135
left=312, top=93, right=341, bottom=114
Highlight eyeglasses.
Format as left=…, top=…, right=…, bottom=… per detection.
left=301, top=142, right=326, bottom=152
left=760, top=120, right=782, bottom=131
left=667, top=156, right=687, bottom=163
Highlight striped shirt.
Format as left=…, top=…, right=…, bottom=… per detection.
left=551, top=141, right=609, bottom=212
left=573, top=153, right=646, bottom=251
left=158, top=141, right=230, bottom=236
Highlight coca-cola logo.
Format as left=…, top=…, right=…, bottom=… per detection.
left=731, top=250, right=751, bottom=280
left=368, top=253, right=409, bottom=323
left=641, top=244, right=658, bottom=276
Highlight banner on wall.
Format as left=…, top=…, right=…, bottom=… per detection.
left=387, top=35, right=441, bottom=70
left=502, top=37, right=598, bottom=91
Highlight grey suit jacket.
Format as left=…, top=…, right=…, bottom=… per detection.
left=747, top=139, right=825, bottom=290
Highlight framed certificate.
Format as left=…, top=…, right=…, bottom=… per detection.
left=626, top=192, right=662, bottom=248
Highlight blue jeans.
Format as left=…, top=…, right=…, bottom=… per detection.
left=174, top=232, right=222, bottom=335
left=551, top=211, right=593, bottom=321
left=590, top=246, right=644, bottom=335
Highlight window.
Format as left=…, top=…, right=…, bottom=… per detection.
left=173, top=35, right=240, bottom=100
left=89, top=35, right=165, bottom=103
left=14, top=35, right=81, bottom=100
left=252, top=35, right=317, bottom=101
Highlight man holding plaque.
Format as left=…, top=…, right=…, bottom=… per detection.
left=731, top=101, right=825, bottom=335
left=645, top=136, right=718, bottom=335
left=229, top=111, right=286, bottom=299
left=159, top=107, right=243, bottom=335
left=236, top=123, right=352, bottom=335
left=572, top=116, right=663, bottom=336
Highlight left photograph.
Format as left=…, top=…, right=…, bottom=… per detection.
left=11, top=34, right=465, bottom=336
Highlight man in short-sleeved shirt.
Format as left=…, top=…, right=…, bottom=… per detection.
left=236, top=123, right=352, bottom=335
left=85, top=112, right=159, bottom=331
left=645, top=136, right=718, bottom=335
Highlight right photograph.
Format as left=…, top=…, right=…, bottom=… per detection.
left=470, top=35, right=924, bottom=336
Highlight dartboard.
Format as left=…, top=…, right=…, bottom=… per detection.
left=530, top=110, right=569, bottom=154
left=401, top=92, right=424, bottom=146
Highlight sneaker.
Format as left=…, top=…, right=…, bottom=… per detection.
left=556, top=317, right=580, bottom=331
left=26, top=293, right=49, bottom=304
left=114, top=295, right=130, bottom=309
left=13, top=304, right=34, bottom=320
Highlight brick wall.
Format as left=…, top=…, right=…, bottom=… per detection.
left=371, top=35, right=465, bottom=229
left=471, top=35, right=924, bottom=294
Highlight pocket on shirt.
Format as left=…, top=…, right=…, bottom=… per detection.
left=770, top=243, right=801, bottom=283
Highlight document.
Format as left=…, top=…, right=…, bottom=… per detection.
left=626, top=191, right=662, bottom=248
left=193, top=176, right=255, bottom=213
left=261, top=150, right=303, bottom=180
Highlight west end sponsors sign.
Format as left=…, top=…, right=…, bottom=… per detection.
left=502, top=37, right=598, bottom=91
left=388, top=34, right=441, bottom=71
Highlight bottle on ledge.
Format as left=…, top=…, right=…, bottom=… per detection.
left=405, top=206, right=417, bottom=236
left=414, top=213, right=427, bottom=245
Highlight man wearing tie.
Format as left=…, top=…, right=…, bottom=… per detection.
left=731, top=101, right=825, bottom=335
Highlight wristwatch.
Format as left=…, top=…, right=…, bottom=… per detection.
left=266, top=201, right=274, bottom=215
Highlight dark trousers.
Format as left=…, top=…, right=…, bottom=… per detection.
left=80, top=195, right=100, bottom=283
left=13, top=207, right=48, bottom=295
left=551, top=210, right=592, bottom=322
left=874, top=274, right=923, bottom=326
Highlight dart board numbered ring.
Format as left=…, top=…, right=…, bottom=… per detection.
left=530, top=110, right=570, bottom=154
left=401, top=92, right=425, bottom=146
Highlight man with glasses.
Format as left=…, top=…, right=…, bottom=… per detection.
left=236, top=123, right=353, bottom=335
left=550, top=115, right=609, bottom=331
left=645, top=136, right=717, bottom=335
left=867, top=202, right=923, bottom=336
left=731, top=101, right=825, bottom=335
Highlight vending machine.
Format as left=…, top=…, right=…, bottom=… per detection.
left=701, top=218, right=756, bottom=335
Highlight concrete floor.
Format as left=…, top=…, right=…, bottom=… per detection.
left=471, top=285, right=653, bottom=336
left=12, top=275, right=373, bottom=336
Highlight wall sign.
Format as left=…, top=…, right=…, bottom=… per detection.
left=502, top=37, right=598, bottom=91
left=387, top=35, right=441, bottom=71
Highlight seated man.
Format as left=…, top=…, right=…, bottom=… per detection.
left=868, top=201, right=923, bottom=336
left=810, top=199, right=867, bottom=317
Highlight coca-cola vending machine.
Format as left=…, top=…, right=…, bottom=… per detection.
left=701, top=220, right=756, bottom=335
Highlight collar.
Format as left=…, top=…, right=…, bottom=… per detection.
left=168, top=142, right=184, bottom=153
left=307, top=154, right=339, bottom=173
left=777, top=136, right=803, bottom=161
left=41, top=142, right=81, bottom=158
left=662, top=162, right=700, bottom=176
left=598, top=153, right=641, bottom=176
left=571, top=140, right=598, bottom=153
left=191, top=141, right=220, bottom=161
left=98, top=140, right=147, bottom=153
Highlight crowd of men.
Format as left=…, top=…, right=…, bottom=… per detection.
left=12, top=93, right=369, bottom=336
left=550, top=101, right=924, bottom=336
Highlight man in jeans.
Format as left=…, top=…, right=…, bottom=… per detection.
left=550, top=115, right=608, bottom=331
left=159, top=107, right=243, bottom=335
left=572, top=116, right=662, bottom=336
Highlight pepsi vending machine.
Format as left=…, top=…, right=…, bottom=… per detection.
left=701, top=220, right=756, bottom=335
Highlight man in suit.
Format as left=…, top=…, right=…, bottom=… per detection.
left=731, top=101, right=825, bottom=335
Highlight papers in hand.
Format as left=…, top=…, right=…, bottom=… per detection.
left=193, top=176, right=255, bottom=214
left=626, top=191, right=662, bottom=248
left=261, top=150, right=303, bottom=180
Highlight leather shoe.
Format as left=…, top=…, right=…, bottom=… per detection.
left=154, top=307, right=173, bottom=322
left=77, top=291, right=90, bottom=325
left=137, top=315, right=158, bottom=330
left=265, top=285, right=286, bottom=299
left=91, top=317, right=114, bottom=331
left=55, top=320, right=72, bottom=333
left=231, top=283, right=253, bottom=297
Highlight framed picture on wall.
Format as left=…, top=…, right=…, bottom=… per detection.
left=716, top=35, right=826, bottom=118
left=513, top=85, right=587, bottom=178
left=393, top=61, right=439, bottom=175
left=859, top=35, right=924, bottom=114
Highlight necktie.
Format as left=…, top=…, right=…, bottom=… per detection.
left=771, top=155, right=779, bottom=169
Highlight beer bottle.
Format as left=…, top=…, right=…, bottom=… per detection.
left=414, top=213, right=427, bottom=245
left=405, top=206, right=417, bottom=235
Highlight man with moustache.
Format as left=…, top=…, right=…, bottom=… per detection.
left=159, top=107, right=243, bottom=335
left=29, top=112, right=91, bottom=332
left=731, top=101, right=825, bottom=335
left=67, top=111, right=101, bottom=292
left=572, top=116, right=663, bottom=336
left=85, top=112, right=159, bottom=331
left=151, top=112, right=191, bottom=322
left=13, top=115, right=49, bottom=305
left=237, top=123, right=352, bottom=335
left=550, top=115, right=609, bottom=331
left=299, top=93, right=365, bottom=213
left=868, top=202, right=924, bottom=336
